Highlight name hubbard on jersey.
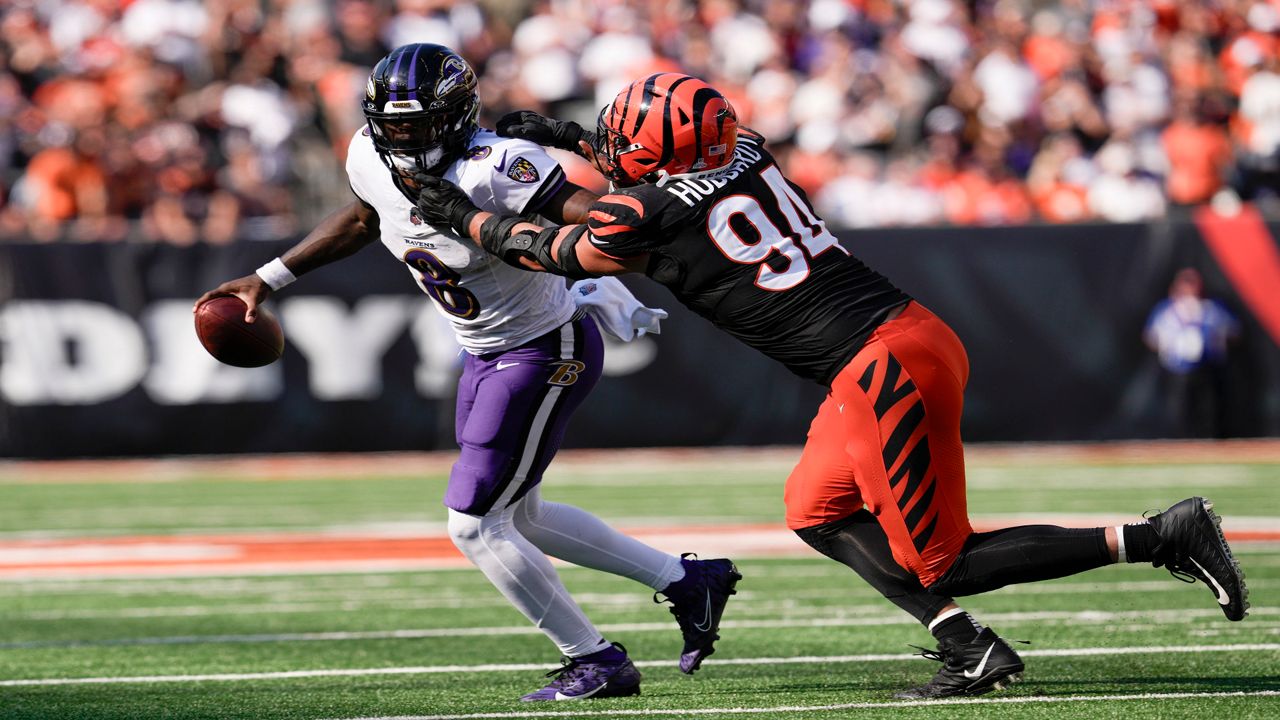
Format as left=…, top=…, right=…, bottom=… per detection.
left=586, top=131, right=911, bottom=386
left=660, top=133, right=768, bottom=207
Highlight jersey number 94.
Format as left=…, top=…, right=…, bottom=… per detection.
left=708, top=165, right=846, bottom=292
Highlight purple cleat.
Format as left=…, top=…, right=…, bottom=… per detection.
left=520, top=642, right=642, bottom=702
left=655, top=554, right=742, bottom=674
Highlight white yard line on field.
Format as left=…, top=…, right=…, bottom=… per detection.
left=4, top=607, right=1276, bottom=647
left=7, top=592, right=628, bottom=620
left=995, top=578, right=1280, bottom=595
left=2, top=644, right=1277, bottom=687
left=331, top=691, right=1280, bottom=720
left=2, top=563, right=1275, bottom=599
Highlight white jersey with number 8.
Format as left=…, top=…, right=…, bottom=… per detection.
left=346, top=127, right=575, bottom=354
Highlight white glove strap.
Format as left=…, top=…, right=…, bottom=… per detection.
left=255, top=258, right=296, bottom=291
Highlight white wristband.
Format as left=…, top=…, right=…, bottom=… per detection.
left=256, top=258, right=297, bottom=291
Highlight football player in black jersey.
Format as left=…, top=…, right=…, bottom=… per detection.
left=411, top=73, right=1249, bottom=699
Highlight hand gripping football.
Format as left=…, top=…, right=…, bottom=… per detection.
left=194, top=296, right=285, bottom=367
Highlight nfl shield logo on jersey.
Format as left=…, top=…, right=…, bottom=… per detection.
left=506, top=157, right=540, bottom=184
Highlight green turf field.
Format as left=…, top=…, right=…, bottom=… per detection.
left=2, top=450, right=1278, bottom=719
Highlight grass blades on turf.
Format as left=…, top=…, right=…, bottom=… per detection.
left=1, top=448, right=1278, bottom=719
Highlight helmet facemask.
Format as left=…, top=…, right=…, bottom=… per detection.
left=596, top=107, right=657, bottom=187
left=366, top=96, right=479, bottom=180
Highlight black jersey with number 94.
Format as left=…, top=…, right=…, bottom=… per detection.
left=585, top=130, right=911, bottom=385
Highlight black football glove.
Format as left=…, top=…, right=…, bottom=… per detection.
left=411, top=172, right=480, bottom=237
left=496, top=111, right=597, bottom=158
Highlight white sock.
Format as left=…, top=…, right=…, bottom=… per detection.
left=447, top=507, right=604, bottom=657
left=513, top=486, right=684, bottom=590
left=927, top=606, right=982, bottom=634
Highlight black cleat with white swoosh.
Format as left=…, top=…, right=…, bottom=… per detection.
left=894, top=627, right=1025, bottom=700
left=655, top=554, right=742, bottom=674
left=1146, top=497, right=1250, bottom=621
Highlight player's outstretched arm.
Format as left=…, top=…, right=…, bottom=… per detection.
left=276, top=198, right=381, bottom=277
left=496, top=111, right=596, bottom=160
left=193, top=199, right=381, bottom=323
left=412, top=173, right=643, bottom=277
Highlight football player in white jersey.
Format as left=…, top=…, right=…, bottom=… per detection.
left=195, top=44, right=740, bottom=701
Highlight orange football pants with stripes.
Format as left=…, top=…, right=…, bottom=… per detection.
left=784, top=301, right=973, bottom=588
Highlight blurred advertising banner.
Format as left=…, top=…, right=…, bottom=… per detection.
left=2, top=214, right=1280, bottom=458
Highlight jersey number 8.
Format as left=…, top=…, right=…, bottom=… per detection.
left=404, top=248, right=481, bottom=319
left=708, top=165, right=847, bottom=291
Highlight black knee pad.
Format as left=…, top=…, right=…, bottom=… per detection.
left=793, top=524, right=834, bottom=556
left=925, top=575, right=958, bottom=597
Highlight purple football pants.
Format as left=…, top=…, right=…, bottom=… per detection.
left=444, top=314, right=604, bottom=516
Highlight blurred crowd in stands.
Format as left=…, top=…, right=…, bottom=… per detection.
left=2, top=0, right=1279, bottom=242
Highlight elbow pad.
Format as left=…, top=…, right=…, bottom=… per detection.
left=552, top=225, right=596, bottom=280
left=478, top=214, right=558, bottom=270
left=478, top=215, right=531, bottom=259
left=479, top=217, right=597, bottom=280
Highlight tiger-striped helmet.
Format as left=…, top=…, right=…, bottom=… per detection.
left=596, top=73, right=739, bottom=186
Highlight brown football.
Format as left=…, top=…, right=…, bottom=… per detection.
left=194, top=296, right=285, bottom=368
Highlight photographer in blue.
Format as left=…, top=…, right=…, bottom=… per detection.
left=1144, top=268, right=1240, bottom=438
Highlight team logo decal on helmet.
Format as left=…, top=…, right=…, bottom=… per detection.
left=466, top=145, right=491, bottom=161
left=506, top=157, right=540, bottom=184
left=596, top=73, right=739, bottom=186
left=436, top=56, right=469, bottom=98
left=362, top=43, right=480, bottom=187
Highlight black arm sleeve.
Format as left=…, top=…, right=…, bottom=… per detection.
left=478, top=215, right=536, bottom=262
left=553, top=225, right=593, bottom=279
left=479, top=216, right=597, bottom=280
